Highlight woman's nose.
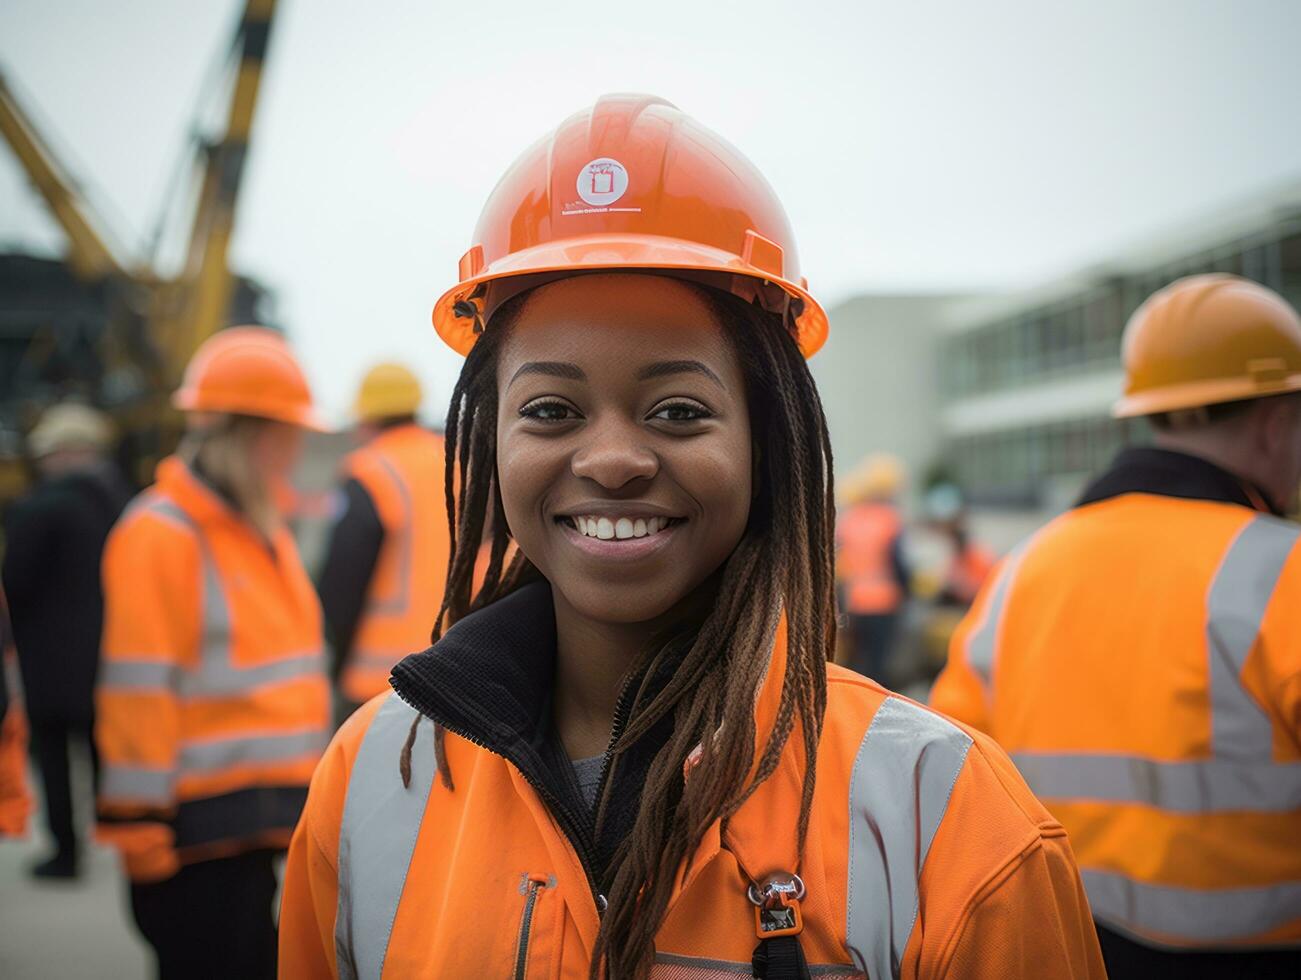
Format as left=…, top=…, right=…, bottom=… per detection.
left=570, top=418, right=658, bottom=490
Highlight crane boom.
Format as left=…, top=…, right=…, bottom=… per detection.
left=0, top=71, right=126, bottom=282
left=172, top=0, right=279, bottom=376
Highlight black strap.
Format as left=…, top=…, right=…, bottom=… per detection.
left=752, top=935, right=811, bottom=980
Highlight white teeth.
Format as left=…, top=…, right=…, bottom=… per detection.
left=572, top=515, right=675, bottom=539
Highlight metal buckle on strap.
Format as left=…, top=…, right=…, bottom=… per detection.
left=748, top=873, right=805, bottom=939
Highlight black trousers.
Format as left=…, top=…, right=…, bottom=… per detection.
left=28, top=718, right=98, bottom=860
left=130, top=848, right=280, bottom=980
left=1098, top=922, right=1301, bottom=979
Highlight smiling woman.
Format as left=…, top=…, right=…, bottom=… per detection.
left=279, top=95, right=1106, bottom=980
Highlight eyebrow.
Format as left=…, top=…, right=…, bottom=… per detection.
left=636, top=360, right=725, bottom=388
left=508, top=361, right=586, bottom=387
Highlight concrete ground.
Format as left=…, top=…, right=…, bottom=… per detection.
left=0, top=804, right=151, bottom=978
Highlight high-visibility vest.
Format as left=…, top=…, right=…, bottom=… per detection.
left=340, top=425, right=449, bottom=702
left=944, top=541, right=996, bottom=606
left=279, top=624, right=1105, bottom=979
left=931, top=493, right=1301, bottom=950
left=0, top=698, right=30, bottom=838
left=836, top=502, right=904, bottom=615
left=96, top=456, right=330, bottom=882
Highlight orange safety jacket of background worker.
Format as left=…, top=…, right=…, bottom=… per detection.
left=931, top=449, right=1301, bottom=951
left=338, top=424, right=449, bottom=703
left=0, top=696, right=30, bottom=837
left=280, top=581, right=1105, bottom=979
left=96, top=456, right=330, bottom=882
left=836, top=501, right=904, bottom=615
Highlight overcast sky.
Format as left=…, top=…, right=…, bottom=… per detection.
left=3, top=0, right=1300, bottom=422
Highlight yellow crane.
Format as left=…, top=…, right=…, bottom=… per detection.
left=0, top=0, right=279, bottom=487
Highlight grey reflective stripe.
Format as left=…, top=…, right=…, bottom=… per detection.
left=99, top=659, right=176, bottom=691
left=180, top=728, right=328, bottom=773
left=652, top=951, right=864, bottom=977
left=179, top=651, right=327, bottom=699
left=1083, top=868, right=1301, bottom=945
left=137, top=493, right=326, bottom=699
left=101, top=764, right=174, bottom=805
left=963, top=542, right=1029, bottom=685
left=336, top=693, right=437, bottom=980
left=845, top=696, right=973, bottom=979
left=1206, top=515, right=1300, bottom=759
left=1011, top=751, right=1301, bottom=814
left=363, top=453, right=413, bottom=617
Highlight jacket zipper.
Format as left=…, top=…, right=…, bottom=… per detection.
left=513, top=877, right=545, bottom=980
left=393, top=689, right=612, bottom=907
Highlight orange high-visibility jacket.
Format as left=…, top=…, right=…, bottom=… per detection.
left=931, top=480, right=1301, bottom=950
left=96, top=456, right=330, bottom=882
left=280, top=584, right=1104, bottom=979
left=338, top=425, right=449, bottom=702
left=836, top=502, right=904, bottom=615
left=0, top=690, right=30, bottom=837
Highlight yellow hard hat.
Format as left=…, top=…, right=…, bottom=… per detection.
left=1113, top=274, right=1301, bottom=418
left=839, top=453, right=905, bottom=505
left=353, top=363, right=423, bottom=422
left=28, top=403, right=114, bottom=457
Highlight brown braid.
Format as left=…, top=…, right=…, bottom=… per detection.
left=430, top=282, right=835, bottom=979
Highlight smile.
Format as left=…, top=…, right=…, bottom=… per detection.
left=562, top=515, right=680, bottom=540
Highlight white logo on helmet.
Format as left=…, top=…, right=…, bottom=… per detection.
left=577, top=158, right=629, bottom=207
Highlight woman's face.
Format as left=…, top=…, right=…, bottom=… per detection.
left=249, top=420, right=304, bottom=484
left=496, top=274, right=753, bottom=626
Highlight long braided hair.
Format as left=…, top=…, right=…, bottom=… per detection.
left=432, top=281, right=836, bottom=978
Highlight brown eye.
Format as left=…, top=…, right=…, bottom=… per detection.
left=520, top=399, right=580, bottom=422
left=650, top=401, right=712, bottom=422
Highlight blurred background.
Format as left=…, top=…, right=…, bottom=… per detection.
left=2, top=0, right=1301, bottom=974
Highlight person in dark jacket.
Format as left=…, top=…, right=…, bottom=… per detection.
left=2, top=403, right=131, bottom=877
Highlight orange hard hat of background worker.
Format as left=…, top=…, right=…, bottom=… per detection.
left=172, top=325, right=327, bottom=430
left=1113, top=273, right=1301, bottom=418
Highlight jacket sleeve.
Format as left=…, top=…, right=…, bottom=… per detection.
left=95, top=512, right=201, bottom=882
left=316, top=478, right=384, bottom=680
left=928, top=557, right=1008, bottom=732
left=280, top=695, right=385, bottom=979
left=940, top=828, right=1106, bottom=979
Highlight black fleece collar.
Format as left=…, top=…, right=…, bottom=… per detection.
left=1076, top=447, right=1279, bottom=515
left=390, top=581, right=680, bottom=894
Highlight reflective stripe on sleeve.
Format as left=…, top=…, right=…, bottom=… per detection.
left=99, top=659, right=177, bottom=692
left=179, top=728, right=329, bottom=773
left=101, top=764, right=175, bottom=806
left=1206, top=515, right=1300, bottom=759
left=1083, top=868, right=1301, bottom=946
left=846, top=696, right=973, bottom=980
left=1011, top=752, right=1301, bottom=814
left=336, top=693, right=437, bottom=980
left=963, top=542, right=1029, bottom=685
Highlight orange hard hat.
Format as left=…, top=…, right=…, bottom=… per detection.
left=173, top=326, right=326, bottom=430
left=433, top=94, right=828, bottom=358
left=1114, top=274, right=1301, bottom=418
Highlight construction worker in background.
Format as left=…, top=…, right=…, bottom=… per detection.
left=97, top=327, right=330, bottom=979
left=1, top=402, right=131, bottom=877
left=931, top=274, right=1301, bottom=979
left=280, top=94, right=1104, bottom=979
left=925, top=482, right=997, bottom=607
left=317, top=363, right=449, bottom=718
left=835, top=453, right=910, bottom=683
left=1, top=590, right=33, bottom=838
